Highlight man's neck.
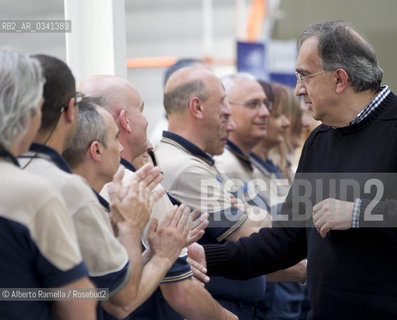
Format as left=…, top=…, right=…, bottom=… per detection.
left=228, top=134, right=258, bottom=156
left=167, top=126, right=207, bottom=152
left=333, top=89, right=379, bottom=127
left=34, top=131, right=65, bottom=154
left=120, top=150, right=137, bottom=167
left=9, top=144, right=20, bottom=158
left=73, top=163, right=105, bottom=193
left=252, top=142, right=269, bottom=161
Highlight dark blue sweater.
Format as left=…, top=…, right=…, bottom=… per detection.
left=205, top=92, right=397, bottom=319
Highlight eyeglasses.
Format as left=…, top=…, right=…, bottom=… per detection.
left=60, top=92, right=84, bottom=113
left=229, top=99, right=273, bottom=111
left=295, top=70, right=326, bottom=85
left=75, top=91, right=84, bottom=104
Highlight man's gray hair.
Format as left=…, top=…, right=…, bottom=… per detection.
left=163, top=79, right=209, bottom=115
left=298, top=20, right=383, bottom=92
left=0, top=49, right=45, bottom=149
left=221, top=73, right=256, bottom=94
left=62, top=96, right=107, bottom=168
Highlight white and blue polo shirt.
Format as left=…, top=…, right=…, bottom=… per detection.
left=19, top=143, right=131, bottom=319
left=156, top=132, right=268, bottom=317
left=156, top=132, right=248, bottom=243
left=0, top=149, right=88, bottom=320
left=216, top=140, right=288, bottom=210
left=101, top=158, right=194, bottom=320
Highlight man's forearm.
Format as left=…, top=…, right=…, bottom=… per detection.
left=204, top=227, right=306, bottom=280
left=266, top=260, right=306, bottom=283
left=160, top=278, right=237, bottom=320
left=101, top=230, right=143, bottom=318
left=53, top=277, right=97, bottom=320
left=120, top=254, right=174, bottom=314
left=141, top=247, right=151, bottom=264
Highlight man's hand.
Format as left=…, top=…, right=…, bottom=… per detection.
left=108, top=167, right=150, bottom=234
left=187, top=246, right=209, bottom=285
left=129, top=163, right=163, bottom=193
left=125, top=163, right=166, bottom=210
left=230, top=194, right=272, bottom=230
left=186, top=210, right=209, bottom=246
left=313, top=198, right=354, bottom=238
left=187, top=242, right=209, bottom=284
left=230, top=194, right=247, bottom=214
left=148, top=204, right=192, bottom=266
left=108, top=165, right=165, bottom=235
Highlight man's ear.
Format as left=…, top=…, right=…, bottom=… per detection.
left=88, top=141, right=102, bottom=162
left=119, top=109, right=132, bottom=133
left=189, top=97, right=204, bottom=119
left=335, top=68, right=349, bottom=94
left=64, top=97, right=76, bottom=123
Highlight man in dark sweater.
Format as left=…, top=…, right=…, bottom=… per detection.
left=189, top=20, right=397, bottom=319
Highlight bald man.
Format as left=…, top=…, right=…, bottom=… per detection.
left=78, top=75, right=236, bottom=320
left=156, top=67, right=274, bottom=319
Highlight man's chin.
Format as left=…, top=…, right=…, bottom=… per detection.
left=211, top=146, right=226, bottom=156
